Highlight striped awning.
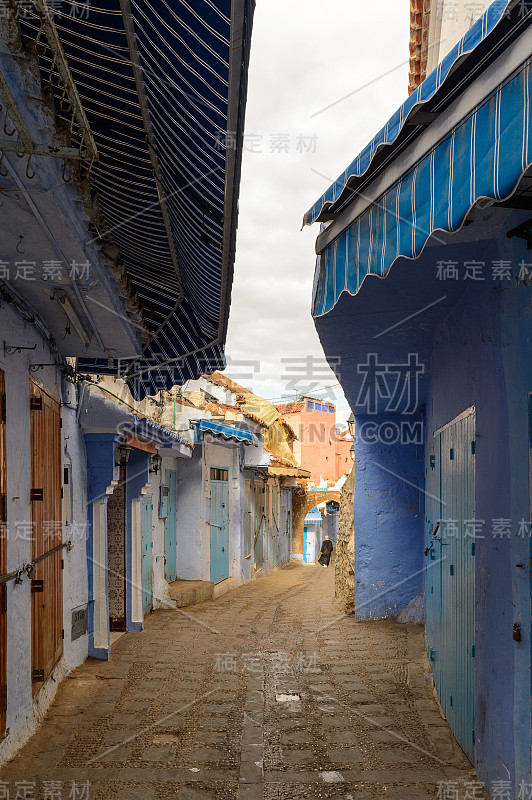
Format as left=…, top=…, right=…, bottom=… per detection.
left=304, top=509, right=323, bottom=524
left=306, top=0, right=532, bottom=317
left=195, top=419, right=259, bottom=447
left=18, top=0, right=254, bottom=397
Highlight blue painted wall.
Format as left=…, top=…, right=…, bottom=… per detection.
left=426, top=272, right=532, bottom=791
left=353, top=414, right=425, bottom=620
left=314, top=209, right=532, bottom=793
left=84, top=433, right=119, bottom=659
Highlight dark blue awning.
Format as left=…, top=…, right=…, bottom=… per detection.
left=18, top=0, right=254, bottom=398
left=304, top=1, right=532, bottom=318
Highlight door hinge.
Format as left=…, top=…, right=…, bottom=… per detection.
left=61, top=629, right=64, bottom=640
left=30, top=489, right=43, bottom=501
left=450, top=448, right=455, bottom=460
left=450, top=564, right=455, bottom=576
left=472, top=729, right=476, bottom=744
left=32, top=669, right=44, bottom=682
left=30, top=397, right=42, bottom=411
left=60, top=559, right=64, bottom=570
left=60, top=488, right=63, bottom=499
left=59, top=418, right=62, bottom=429
left=0, top=393, right=6, bottom=424
left=2, top=683, right=6, bottom=713
left=0, top=494, right=6, bottom=523
left=471, top=440, right=476, bottom=455
left=472, top=644, right=476, bottom=658
left=472, top=542, right=476, bottom=556
left=31, top=579, right=44, bottom=593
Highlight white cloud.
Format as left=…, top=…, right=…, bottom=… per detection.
left=224, top=0, right=409, bottom=426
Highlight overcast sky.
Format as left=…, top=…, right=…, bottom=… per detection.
left=223, top=1, right=410, bottom=425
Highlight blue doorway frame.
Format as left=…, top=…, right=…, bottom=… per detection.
left=141, top=495, right=153, bottom=614
left=164, top=469, right=177, bottom=583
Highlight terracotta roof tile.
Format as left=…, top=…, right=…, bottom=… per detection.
left=276, top=401, right=304, bottom=415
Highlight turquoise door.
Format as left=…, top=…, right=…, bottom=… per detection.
left=141, top=495, right=153, bottom=614
left=425, top=409, right=476, bottom=762
left=304, top=526, right=312, bottom=563
left=164, top=469, right=177, bottom=583
left=210, top=468, right=229, bottom=584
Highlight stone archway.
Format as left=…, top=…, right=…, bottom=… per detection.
left=292, top=490, right=340, bottom=557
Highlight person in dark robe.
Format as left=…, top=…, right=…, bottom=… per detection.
left=317, top=535, right=333, bottom=567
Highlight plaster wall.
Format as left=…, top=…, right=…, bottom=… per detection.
left=0, top=303, right=88, bottom=764
left=426, top=0, right=493, bottom=73
left=175, top=448, right=203, bottom=580
left=425, top=272, right=532, bottom=792
left=352, top=414, right=425, bottom=620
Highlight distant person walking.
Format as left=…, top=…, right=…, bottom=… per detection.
left=317, top=535, right=333, bottom=567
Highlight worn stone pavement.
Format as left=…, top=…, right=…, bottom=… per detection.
left=1, top=563, right=483, bottom=800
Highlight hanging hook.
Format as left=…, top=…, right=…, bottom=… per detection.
left=48, top=56, right=61, bottom=87
left=34, top=21, right=47, bottom=56
left=59, top=86, right=71, bottom=114
left=25, top=154, right=35, bottom=180
left=3, top=115, right=15, bottom=137
left=82, top=155, right=95, bottom=182
left=0, top=152, right=8, bottom=178
left=62, top=159, right=72, bottom=183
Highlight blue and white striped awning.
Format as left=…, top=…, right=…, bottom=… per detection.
left=194, top=418, right=259, bottom=447
left=18, top=0, right=254, bottom=397
left=305, top=508, right=323, bottom=524
left=305, top=1, right=532, bottom=317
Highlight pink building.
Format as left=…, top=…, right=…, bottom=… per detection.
left=276, top=397, right=352, bottom=486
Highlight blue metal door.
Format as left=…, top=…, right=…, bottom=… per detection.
left=210, top=469, right=229, bottom=584
left=425, top=409, right=476, bottom=762
left=141, top=495, right=153, bottom=614
left=164, top=469, right=177, bottom=583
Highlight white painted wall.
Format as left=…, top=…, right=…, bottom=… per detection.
left=427, top=0, right=493, bottom=73
left=175, top=449, right=203, bottom=580
left=0, top=302, right=89, bottom=764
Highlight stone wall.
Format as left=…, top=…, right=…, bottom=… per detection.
left=334, top=467, right=355, bottom=612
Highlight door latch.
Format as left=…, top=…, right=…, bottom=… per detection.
left=513, top=623, right=522, bottom=642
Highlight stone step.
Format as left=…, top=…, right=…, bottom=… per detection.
left=167, top=579, right=214, bottom=607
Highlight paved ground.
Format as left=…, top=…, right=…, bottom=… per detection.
left=2, top=563, right=482, bottom=800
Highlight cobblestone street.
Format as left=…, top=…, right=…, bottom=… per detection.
left=2, top=564, right=481, bottom=800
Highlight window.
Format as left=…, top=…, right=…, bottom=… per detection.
left=210, top=467, right=228, bottom=481
left=308, top=401, right=314, bottom=410
left=315, top=403, right=322, bottom=411
left=328, top=405, right=335, bottom=413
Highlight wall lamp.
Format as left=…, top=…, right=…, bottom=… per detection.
left=347, top=412, right=355, bottom=438
left=115, top=442, right=132, bottom=467
left=350, top=443, right=355, bottom=462
left=150, top=452, right=162, bottom=475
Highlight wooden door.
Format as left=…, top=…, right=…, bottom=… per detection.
left=30, top=379, right=63, bottom=693
left=0, top=370, right=7, bottom=733
left=425, top=409, right=476, bottom=763
left=107, top=464, right=126, bottom=630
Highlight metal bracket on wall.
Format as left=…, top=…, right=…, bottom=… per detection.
left=0, top=0, right=98, bottom=167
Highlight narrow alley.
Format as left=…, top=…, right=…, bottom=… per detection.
left=2, top=564, right=479, bottom=800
